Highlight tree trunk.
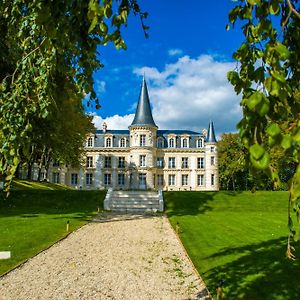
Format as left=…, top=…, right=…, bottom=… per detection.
left=37, top=146, right=46, bottom=181
left=44, top=149, right=52, bottom=181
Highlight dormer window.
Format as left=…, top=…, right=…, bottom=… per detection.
left=120, top=138, right=126, bottom=148
left=182, top=138, right=188, bottom=148
left=157, top=138, right=164, bottom=148
left=106, top=137, right=112, bottom=148
left=196, top=138, right=203, bottom=148
left=87, top=137, right=93, bottom=147
left=169, top=138, right=175, bottom=148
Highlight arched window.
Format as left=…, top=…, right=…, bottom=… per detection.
left=157, top=138, right=164, bottom=148
left=120, top=138, right=126, bottom=147
left=197, top=138, right=203, bottom=148
left=182, top=138, right=188, bottom=148
left=87, top=137, right=93, bottom=147
left=169, top=138, right=175, bottom=148
left=106, top=138, right=112, bottom=148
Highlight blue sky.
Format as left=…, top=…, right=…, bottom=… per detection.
left=88, top=1, right=245, bottom=135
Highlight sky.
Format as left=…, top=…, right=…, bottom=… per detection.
left=87, top=1, right=245, bottom=136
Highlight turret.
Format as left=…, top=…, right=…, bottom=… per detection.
left=206, top=121, right=217, bottom=143
left=130, top=77, right=157, bottom=128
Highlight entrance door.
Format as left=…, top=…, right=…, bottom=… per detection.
left=139, top=173, right=147, bottom=190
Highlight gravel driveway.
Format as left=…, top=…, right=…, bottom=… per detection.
left=0, top=213, right=210, bottom=300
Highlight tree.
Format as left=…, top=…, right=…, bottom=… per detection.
left=218, top=133, right=247, bottom=190
left=227, top=0, right=300, bottom=258
left=0, top=0, right=148, bottom=194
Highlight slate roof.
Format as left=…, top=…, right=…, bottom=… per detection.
left=130, top=77, right=157, bottom=127
left=94, top=129, right=205, bottom=148
left=207, top=121, right=217, bottom=143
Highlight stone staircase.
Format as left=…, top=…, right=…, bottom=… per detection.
left=104, top=189, right=164, bottom=213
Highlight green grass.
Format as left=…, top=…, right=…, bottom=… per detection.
left=0, top=181, right=106, bottom=276
left=165, top=191, right=300, bottom=299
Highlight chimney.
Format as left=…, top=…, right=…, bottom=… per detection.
left=103, top=122, right=107, bottom=133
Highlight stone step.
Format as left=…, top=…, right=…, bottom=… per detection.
left=110, top=207, right=159, bottom=213
left=104, top=190, right=163, bottom=213
left=110, top=197, right=159, bottom=201
left=110, top=200, right=159, bottom=205
left=110, top=204, right=159, bottom=209
left=111, top=194, right=158, bottom=198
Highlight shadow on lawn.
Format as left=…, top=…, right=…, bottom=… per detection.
left=165, top=191, right=242, bottom=217
left=0, top=190, right=105, bottom=217
left=205, top=237, right=300, bottom=299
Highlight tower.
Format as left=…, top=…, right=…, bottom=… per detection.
left=128, top=77, right=158, bottom=189
left=205, top=121, right=219, bottom=190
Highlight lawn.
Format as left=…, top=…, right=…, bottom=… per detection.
left=0, top=181, right=106, bottom=276
left=165, top=191, right=300, bottom=300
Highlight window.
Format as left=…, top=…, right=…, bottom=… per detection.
left=106, top=137, right=112, bottom=147
left=182, top=138, right=188, bottom=148
left=118, top=157, right=125, bottom=168
left=197, top=139, right=203, bottom=148
left=211, top=174, right=215, bottom=186
left=168, top=157, right=176, bottom=168
left=140, top=134, right=146, bottom=146
left=87, top=137, right=93, bottom=147
left=118, top=174, right=125, bottom=185
left=86, top=173, right=93, bottom=185
left=53, top=172, right=60, bottom=183
left=211, top=156, right=215, bottom=166
left=86, top=156, right=93, bottom=168
left=197, top=174, right=204, bottom=186
left=197, top=157, right=204, bottom=169
left=168, top=174, right=175, bottom=186
left=182, top=174, right=188, bottom=186
left=211, top=146, right=215, bottom=153
left=157, top=138, right=164, bottom=148
left=157, top=175, right=164, bottom=186
left=182, top=157, right=188, bottom=168
left=104, top=156, right=111, bottom=168
left=157, top=157, right=164, bottom=168
left=104, top=173, right=111, bottom=185
left=140, top=155, right=146, bottom=167
left=169, top=138, right=175, bottom=148
left=120, top=138, right=126, bottom=147
left=71, top=173, right=78, bottom=185
left=53, top=160, right=60, bottom=167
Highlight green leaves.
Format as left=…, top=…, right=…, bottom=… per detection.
left=245, top=91, right=270, bottom=116
left=250, top=144, right=270, bottom=169
left=0, top=0, right=149, bottom=195
left=266, top=123, right=281, bottom=137
left=228, top=0, right=300, bottom=255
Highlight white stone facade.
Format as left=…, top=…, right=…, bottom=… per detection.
left=31, top=79, right=219, bottom=191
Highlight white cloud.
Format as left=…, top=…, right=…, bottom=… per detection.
left=134, top=55, right=242, bottom=134
left=168, top=48, right=183, bottom=56
left=93, top=54, right=242, bottom=135
left=92, top=114, right=134, bottom=130
left=94, top=80, right=106, bottom=95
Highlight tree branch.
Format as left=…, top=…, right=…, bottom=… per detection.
left=287, top=0, right=300, bottom=20
left=11, top=37, right=47, bottom=84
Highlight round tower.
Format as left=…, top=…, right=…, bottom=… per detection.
left=204, top=121, right=219, bottom=191
left=129, top=77, right=158, bottom=190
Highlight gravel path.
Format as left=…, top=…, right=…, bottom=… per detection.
left=0, top=213, right=210, bottom=300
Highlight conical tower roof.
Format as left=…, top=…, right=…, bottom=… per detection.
left=131, top=77, right=157, bottom=127
left=207, top=121, right=217, bottom=143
